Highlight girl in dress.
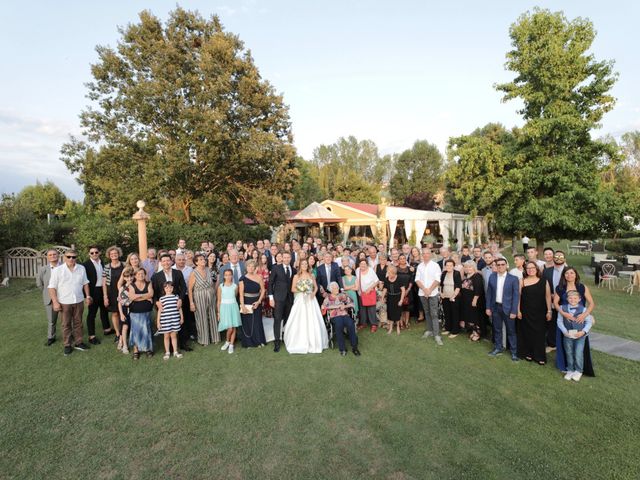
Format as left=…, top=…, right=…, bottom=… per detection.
left=116, top=267, right=134, bottom=354
left=217, top=269, right=242, bottom=354
left=156, top=281, right=184, bottom=360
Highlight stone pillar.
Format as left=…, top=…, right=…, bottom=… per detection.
left=132, top=200, right=150, bottom=261
left=439, top=220, right=451, bottom=248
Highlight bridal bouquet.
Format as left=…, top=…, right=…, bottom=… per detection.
left=296, top=278, right=313, bottom=295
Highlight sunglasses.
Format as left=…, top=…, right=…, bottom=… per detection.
left=90, top=251, right=100, bottom=255
left=66, top=255, right=77, bottom=259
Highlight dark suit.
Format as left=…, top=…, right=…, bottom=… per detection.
left=315, top=262, right=343, bottom=303
left=83, top=259, right=109, bottom=337
left=543, top=265, right=565, bottom=348
left=219, top=261, right=246, bottom=285
left=486, top=272, right=520, bottom=354
left=151, top=269, right=188, bottom=347
left=268, top=264, right=296, bottom=342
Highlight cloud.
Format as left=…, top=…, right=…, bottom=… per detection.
left=0, top=109, right=81, bottom=197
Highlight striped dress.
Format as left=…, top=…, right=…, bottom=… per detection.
left=192, top=268, right=220, bottom=345
left=158, top=294, right=181, bottom=333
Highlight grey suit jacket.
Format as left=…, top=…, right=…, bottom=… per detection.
left=36, top=264, right=55, bottom=305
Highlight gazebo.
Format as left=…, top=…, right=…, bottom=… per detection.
left=284, top=202, right=346, bottom=241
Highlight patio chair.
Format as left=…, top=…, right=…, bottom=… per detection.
left=598, top=262, right=618, bottom=290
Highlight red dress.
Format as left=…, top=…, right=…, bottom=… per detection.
left=259, top=267, right=273, bottom=317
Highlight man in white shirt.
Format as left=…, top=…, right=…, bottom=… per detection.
left=48, top=249, right=92, bottom=356
left=509, top=254, right=525, bottom=280
left=526, top=246, right=546, bottom=271
left=176, top=238, right=187, bottom=255
left=521, top=235, right=530, bottom=252
left=367, top=246, right=379, bottom=269
left=415, top=248, right=443, bottom=345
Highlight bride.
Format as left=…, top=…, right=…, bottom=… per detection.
left=284, top=259, right=329, bottom=354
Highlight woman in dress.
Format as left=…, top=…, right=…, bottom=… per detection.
left=283, top=259, right=329, bottom=354
left=102, top=245, right=124, bottom=343
left=250, top=249, right=260, bottom=265
left=460, top=261, right=484, bottom=342
left=341, top=264, right=359, bottom=318
left=408, top=250, right=422, bottom=323
left=188, top=253, right=219, bottom=345
left=128, top=267, right=154, bottom=359
left=440, top=259, right=462, bottom=337
left=518, top=261, right=552, bottom=364
left=308, top=254, right=318, bottom=277
left=207, top=252, right=219, bottom=285
left=553, top=267, right=596, bottom=376
left=396, top=254, right=414, bottom=329
left=375, top=253, right=388, bottom=282
left=258, top=254, right=273, bottom=319
left=383, top=265, right=407, bottom=335
left=356, top=259, right=379, bottom=332
left=217, top=269, right=242, bottom=354
left=238, top=260, right=267, bottom=348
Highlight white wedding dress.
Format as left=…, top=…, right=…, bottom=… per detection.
left=284, top=281, right=329, bottom=354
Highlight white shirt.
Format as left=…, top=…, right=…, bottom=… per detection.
left=173, top=265, right=193, bottom=284
left=495, top=272, right=508, bottom=304
left=48, top=264, right=89, bottom=304
left=522, top=236, right=530, bottom=244
left=92, top=259, right=103, bottom=287
left=509, top=268, right=523, bottom=280
left=162, top=269, right=173, bottom=282
left=356, top=268, right=378, bottom=293
left=415, top=260, right=442, bottom=297
left=367, top=256, right=379, bottom=269
left=324, top=263, right=332, bottom=282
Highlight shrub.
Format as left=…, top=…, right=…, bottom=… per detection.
left=606, top=238, right=640, bottom=255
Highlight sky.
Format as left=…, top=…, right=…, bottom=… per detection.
left=1, top=0, right=638, bottom=200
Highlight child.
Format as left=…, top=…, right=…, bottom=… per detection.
left=156, top=282, right=184, bottom=360
left=117, top=267, right=134, bottom=354
left=217, top=269, right=241, bottom=354
left=557, top=290, right=593, bottom=382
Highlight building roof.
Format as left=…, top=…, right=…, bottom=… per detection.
left=331, top=201, right=378, bottom=216
left=288, top=202, right=345, bottom=223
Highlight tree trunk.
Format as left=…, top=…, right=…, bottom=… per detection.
left=511, top=235, right=518, bottom=255
left=182, top=199, right=192, bottom=223
left=536, top=238, right=545, bottom=256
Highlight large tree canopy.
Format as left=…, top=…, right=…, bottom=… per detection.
left=311, top=136, right=389, bottom=204
left=389, top=140, right=444, bottom=208
left=61, top=7, right=296, bottom=224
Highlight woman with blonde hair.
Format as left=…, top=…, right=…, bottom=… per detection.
left=102, top=245, right=124, bottom=344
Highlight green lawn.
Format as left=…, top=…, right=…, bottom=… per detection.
left=1, top=279, right=639, bottom=479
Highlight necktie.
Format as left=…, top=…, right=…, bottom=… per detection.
left=233, top=264, right=239, bottom=283
left=285, top=266, right=290, bottom=278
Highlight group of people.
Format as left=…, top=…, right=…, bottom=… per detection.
left=39, top=236, right=595, bottom=380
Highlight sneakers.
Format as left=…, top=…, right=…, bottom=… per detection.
left=221, top=341, right=230, bottom=351
left=63, top=346, right=73, bottom=356
left=340, top=351, right=347, bottom=357
left=435, top=336, right=444, bottom=346
left=564, top=371, right=575, bottom=381
left=571, top=372, right=583, bottom=382
left=88, top=337, right=101, bottom=345
left=422, top=331, right=433, bottom=339
left=46, top=338, right=56, bottom=346
left=228, top=344, right=234, bottom=354
left=352, top=348, right=361, bottom=356
left=511, top=354, right=519, bottom=362
left=74, top=343, right=90, bottom=351
left=163, top=352, right=171, bottom=360
left=173, top=352, right=183, bottom=359
left=121, top=347, right=129, bottom=354
left=488, top=348, right=503, bottom=357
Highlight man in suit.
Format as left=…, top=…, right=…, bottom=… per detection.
left=151, top=253, right=190, bottom=351
left=485, top=258, right=520, bottom=361
left=543, top=250, right=567, bottom=350
left=267, top=245, right=279, bottom=271
left=219, top=250, right=246, bottom=285
left=315, top=252, right=343, bottom=304
left=83, top=245, right=110, bottom=345
left=268, top=252, right=295, bottom=352
left=437, top=246, right=451, bottom=270
left=36, top=249, right=60, bottom=346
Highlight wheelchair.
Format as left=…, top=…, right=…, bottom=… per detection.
left=323, top=306, right=357, bottom=349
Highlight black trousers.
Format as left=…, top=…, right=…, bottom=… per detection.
left=273, top=296, right=292, bottom=342
left=86, top=285, right=109, bottom=336
left=442, top=298, right=461, bottom=334
left=546, top=310, right=558, bottom=347
left=333, top=315, right=358, bottom=352
left=180, top=296, right=196, bottom=346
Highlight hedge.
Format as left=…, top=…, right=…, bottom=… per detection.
left=606, top=238, right=640, bottom=255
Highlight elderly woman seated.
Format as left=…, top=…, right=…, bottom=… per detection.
left=321, top=282, right=361, bottom=357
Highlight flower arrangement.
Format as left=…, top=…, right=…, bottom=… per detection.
left=296, top=278, right=313, bottom=295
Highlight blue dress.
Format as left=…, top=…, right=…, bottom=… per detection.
left=218, top=283, right=241, bottom=332
left=555, top=283, right=595, bottom=376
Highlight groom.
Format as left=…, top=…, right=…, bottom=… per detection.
left=268, top=252, right=296, bottom=352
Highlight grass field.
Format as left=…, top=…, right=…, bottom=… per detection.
left=1, top=273, right=639, bottom=479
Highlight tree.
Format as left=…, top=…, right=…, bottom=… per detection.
left=311, top=136, right=388, bottom=203
left=493, top=8, right=621, bottom=247
left=0, top=194, right=52, bottom=251
left=15, top=181, right=67, bottom=220
left=389, top=140, right=444, bottom=207
left=61, top=7, right=296, bottom=224
left=444, top=123, right=519, bottom=222
left=289, top=157, right=324, bottom=209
